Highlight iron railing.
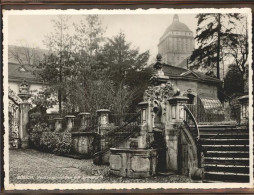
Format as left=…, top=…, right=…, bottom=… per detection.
left=94, top=112, right=140, bottom=158
left=185, top=104, right=225, bottom=123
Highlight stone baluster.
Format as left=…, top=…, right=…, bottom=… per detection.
left=54, top=118, right=63, bottom=132
left=165, top=95, right=188, bottom=172
left=78, top=112, right=91, bottom=131
left=65, top=115, right=76, bottom=131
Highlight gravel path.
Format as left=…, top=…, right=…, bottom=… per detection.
left=9, top=149, right=191, bottom=184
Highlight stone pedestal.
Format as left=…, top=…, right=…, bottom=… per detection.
left=78, top=112, right=91, bottom=131
left=165, top=96, right=188, bottom=172
left=65, top=115, right=76, bottom=131
left=165, top=122, right=179, bottom=172
left=19, top=102, right=30, bottom=149
left=168, top=96, right=189, bottom=122
left=54, top=118, right=63, bottom=132
left=97, top=109, right=110, bottom=127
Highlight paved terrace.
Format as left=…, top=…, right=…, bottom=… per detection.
left=9, top=149, right=191, bottom=184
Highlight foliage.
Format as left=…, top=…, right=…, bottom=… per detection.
left=54, top=131, right=73, bottom=154
left=40, top=131, right=57, bottom=152
left=29, top=122, right=49, bottom=149
left=34, top=15, right=150, bottom=115
left=189, top=13, right=244, bottom=79
left=224, top=64, right=244, bottom=96
left=30, top=87, right=58, bottom=110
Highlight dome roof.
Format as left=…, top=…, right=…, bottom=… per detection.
left=160, top=14, right=192, bottom=39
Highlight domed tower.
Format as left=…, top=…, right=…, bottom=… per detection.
left=158, top=14, right=195, bottom=68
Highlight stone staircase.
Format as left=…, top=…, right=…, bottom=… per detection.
left=199, top=124, right=249, bottom=183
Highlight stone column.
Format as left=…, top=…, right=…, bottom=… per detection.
left=138, top=101, right=150, bottom=148
left=78, top=112, right=91, bottom=131
left=19, top=102, right=31, bottom=149
left=65, top=115, right=76, bottom=131
left=96, top=109, right=110, bottom=151
left=54, top=118, right=63, bottom=132
left=18, top=80, right=31, bottom=149
left=96, top=109, right=110, bottom=135
left=165, top=96, right=188, bottom=172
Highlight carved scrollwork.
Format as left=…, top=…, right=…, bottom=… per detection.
left=143, top=81, right=180, bottom=102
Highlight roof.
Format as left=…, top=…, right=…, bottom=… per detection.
left=160, top=63, right=222, bottom=84
left=160, top=15, right=192, bottom=39
left=8, top=63, right=43, bottom=84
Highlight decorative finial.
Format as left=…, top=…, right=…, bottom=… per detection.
left=173, top=14, right=179, bottom=22
left=156, top=53, right=162, bottom=62
left=19, top=80, right=30, bottom=94
left=18, top=80, right=31, bottom=102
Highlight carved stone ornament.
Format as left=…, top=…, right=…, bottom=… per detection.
left=143, top=81, right=180, bottom=102
left=19, top=80, right=30, bottom=94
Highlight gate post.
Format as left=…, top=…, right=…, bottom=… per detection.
left=18, top=80, right=32, bottom=149
left=165, top=96, right=188, bottom=172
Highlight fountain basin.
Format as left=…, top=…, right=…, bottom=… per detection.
left=109, top=148, right=158, bottom=178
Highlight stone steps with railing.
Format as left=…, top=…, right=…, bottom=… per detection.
left=198, top=125, right=249, bottom=183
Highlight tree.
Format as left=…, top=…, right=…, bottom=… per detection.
left=98, top=32, right=151, bottom=112
left=224, top=15, right=248, bottom=79
left=36, top=15, right=74, bottom=115
left=224, top=64, right=244, bottom=96
left=189, top=13, right=243, bottom=79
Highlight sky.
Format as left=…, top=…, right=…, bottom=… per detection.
left=7, top=14, right=197, bottom=63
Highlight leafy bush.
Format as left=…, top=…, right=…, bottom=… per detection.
left=29, top=123, right=49, bottom=149
left=40, top=131, right=57, bottom=152
left=54, top=131, right=73, bottom=155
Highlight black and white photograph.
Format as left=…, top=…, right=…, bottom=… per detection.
left=3, top=8, right=253, bottom=190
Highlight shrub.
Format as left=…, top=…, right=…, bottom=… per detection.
left=54, top=131, right=73, bottom=155
left=29, top=122, right=49, bottom=149
left=40, top=131, right=57, bottom=152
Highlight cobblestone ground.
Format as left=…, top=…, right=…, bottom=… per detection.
left=9, top=149, right=192, bottom=184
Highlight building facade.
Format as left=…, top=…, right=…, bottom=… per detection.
left=158, top=14, right=195, bottom=68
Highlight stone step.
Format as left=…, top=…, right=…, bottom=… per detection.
left=204, top=157, right=249, bottom=166
left=204, top=164, right=249, bottom=174
left=204, top=172, right=249, bottom=183
left=201, top=139, right=249, bottom=145
left=200, top=134, right=249, bottom=139
left=203, top=145, right=249, bottom=151
left=205, top=151, right=249, bottom=158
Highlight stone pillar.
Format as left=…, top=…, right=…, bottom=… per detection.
left=165, top=96, right=188, bottom=172
left=138, top=102, right=150, bottom=148
left=18, top=80, right=31, bottom=149
left=65, top=115, right=76, bottom=131
left=96, top=109, right=110, bottom=135
left=78, top=112, right=91, bottom=131
left=54, top=118, right=63, bottom=132
left=19, top=102, right=30, bottom=149
left=96, top=109, right=110, bottom=152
